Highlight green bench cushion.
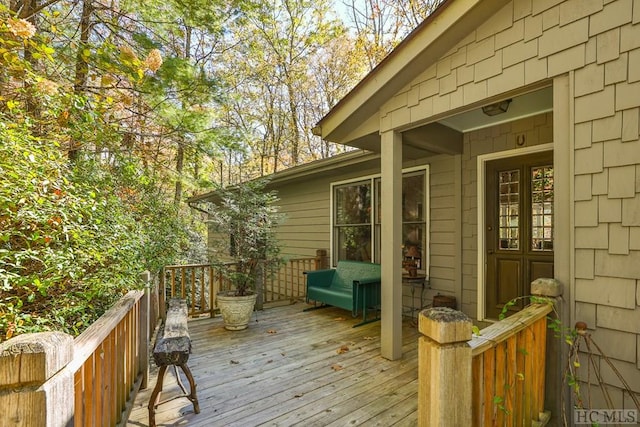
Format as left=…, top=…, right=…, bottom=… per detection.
left=306, top=260, right=381, bottom=316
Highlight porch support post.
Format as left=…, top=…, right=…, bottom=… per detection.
left=418, top=308, right=472, bottom=426
left=380, top=130, right=403, bottom=360
left=552, top=73, right=573, bottom=425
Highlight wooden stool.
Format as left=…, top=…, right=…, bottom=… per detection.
left=148, top=299, right=200, bottom=427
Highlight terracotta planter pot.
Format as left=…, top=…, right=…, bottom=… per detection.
left=217, top=292, right=257, bottom=331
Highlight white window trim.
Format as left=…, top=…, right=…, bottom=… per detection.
left=476, top=143, right=553, bottom=322
left=329, top=165, right=430, bottom=272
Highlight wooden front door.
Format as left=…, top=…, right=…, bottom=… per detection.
left=485, top=151, right=554, bottom=319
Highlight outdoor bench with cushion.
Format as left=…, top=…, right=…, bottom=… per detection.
left=304, top=260, right=381, bottom=327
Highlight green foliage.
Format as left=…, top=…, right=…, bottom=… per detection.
left=0, top=12, right=199, bottom=342
left=0, top=123, right=120, bottom=339
left=207, top=179, right=284, bottom=296
left=0, top=116, right=195, bottom=341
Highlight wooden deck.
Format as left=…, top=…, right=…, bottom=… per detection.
left=126, top=302, right=419, bottom=427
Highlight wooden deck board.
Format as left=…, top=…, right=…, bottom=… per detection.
left=127, top=302, right=419, bottom=427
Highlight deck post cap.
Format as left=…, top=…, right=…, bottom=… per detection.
left=418, top=307, right=472, bottom=344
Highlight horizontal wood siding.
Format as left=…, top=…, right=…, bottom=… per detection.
left=274, top=177, right=330, bottom=259
left=428, top=155, right=458, bottom=296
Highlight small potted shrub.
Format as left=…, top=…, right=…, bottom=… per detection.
left=207, top=179, right=283, bottom=330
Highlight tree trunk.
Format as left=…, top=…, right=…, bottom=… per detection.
left=174, top=25, right=191, bottom=205
left=13, top=0, right=40, bottom=120
left=286, top=80, right=299, bottom=166
left=174, top=142, right=184, bottom=205
left=69, top=0, right=93, bottom=161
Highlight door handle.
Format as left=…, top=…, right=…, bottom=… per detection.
left=488, top=250, right=494, bottom=254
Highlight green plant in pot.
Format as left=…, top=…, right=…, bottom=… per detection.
left=207, top=179, right=283, bottom=330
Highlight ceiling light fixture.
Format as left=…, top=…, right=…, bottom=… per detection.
left=482, top=99, right=512, bottom=116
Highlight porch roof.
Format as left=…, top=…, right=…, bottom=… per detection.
left=315, top=0, right=511, bottom=149
left=313, top=0, right=556, bottom=162
left=187, top=149, right=380, bottom=204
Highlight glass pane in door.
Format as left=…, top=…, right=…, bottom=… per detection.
left=499, top=170, right=520, bottom=250
left=531, top=165, right=554, bottom=251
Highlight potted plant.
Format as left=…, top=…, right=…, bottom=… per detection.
left=207, top=179, right=283, bottom=330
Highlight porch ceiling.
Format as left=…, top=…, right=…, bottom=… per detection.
left=340, top=86, right=553, bottom=160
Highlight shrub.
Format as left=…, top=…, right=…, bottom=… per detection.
left=0, top=120, right=194, bottom=341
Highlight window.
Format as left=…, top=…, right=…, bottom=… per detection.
left=331, top=167, right=428, bottom=271
left=333, top=181, right=372, bottom=262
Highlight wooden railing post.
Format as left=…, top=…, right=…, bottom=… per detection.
left=159, top=268, right=166, bottom=321
left=531, top=277, right=563, bottom=426
left=315, top=249, right=329, bottom=270
left=139, top=271, right=151, bottom=390
left=0, top=332, right=75, bottom=426
left=418, top=307, right=473, bottom=426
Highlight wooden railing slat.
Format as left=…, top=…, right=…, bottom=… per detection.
left=103, top=332, right=112, bottom=427
left=472, top=354, right=483, bottom=427
left=95, top=343, right=104, bottom=426
left=495, top=341, right=506, bottom=427
left=117, top=321, right=125, bottom=422
left=535, top=316, right=547, bottom=418
left=514, top=330, right=524, bottom=426
left=74, top=370, right=83, bottom=427
left=523, top=328, right=533, bottom=425
left=200, top=266, right=206, bottom=312
left=109, top=330, right=117, bottom=425
left=180, top=268, right=186, bottom=298
left=505, top=335, right=516, bottom=427
left=482, top=347, right=495, bottom=426
left=170, top=269, right=176, bottom=298
left=83, top=354, right=94, bottom=426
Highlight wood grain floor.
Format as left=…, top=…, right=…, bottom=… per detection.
left=126, top=302, right=419, bottom=427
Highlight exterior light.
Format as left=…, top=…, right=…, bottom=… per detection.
left=482, top=99, right=512, bottom=116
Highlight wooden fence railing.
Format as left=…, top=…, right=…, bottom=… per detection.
left=264, top=257, right=317, bottom=302
left=162, top=254, right=325, bottom=318
left=70, top=290, right=147, bottom=426
left=162, top=263, right=217, bottom=317
left=0, top=273, right=157, bottom=426
left=418, top=279, right=560, bottom=427
left=469, top=303, right=552, bottom=426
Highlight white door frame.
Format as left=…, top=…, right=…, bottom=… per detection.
left=476, top=142, right=554, bottom=321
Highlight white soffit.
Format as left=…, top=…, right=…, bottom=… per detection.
left=438, top=86, right=553, bottom=133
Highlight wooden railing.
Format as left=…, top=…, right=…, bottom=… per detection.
left=264, top=257, right=317, bottom=302
left=418, top=285, right=558, bottom=426
left=0, top=275, right=156, bottom=426
left=162, top=256, right=321, bottom=317
left=162, top=263, right=217, bottom=317
left=70, top=289, right=147, bottom=426
left=469, top=303, right=552, bottom=426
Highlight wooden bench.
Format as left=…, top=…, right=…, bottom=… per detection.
left=148, top=298, right=200, bottom=427
left=304, top=260, right=381, bottom=327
